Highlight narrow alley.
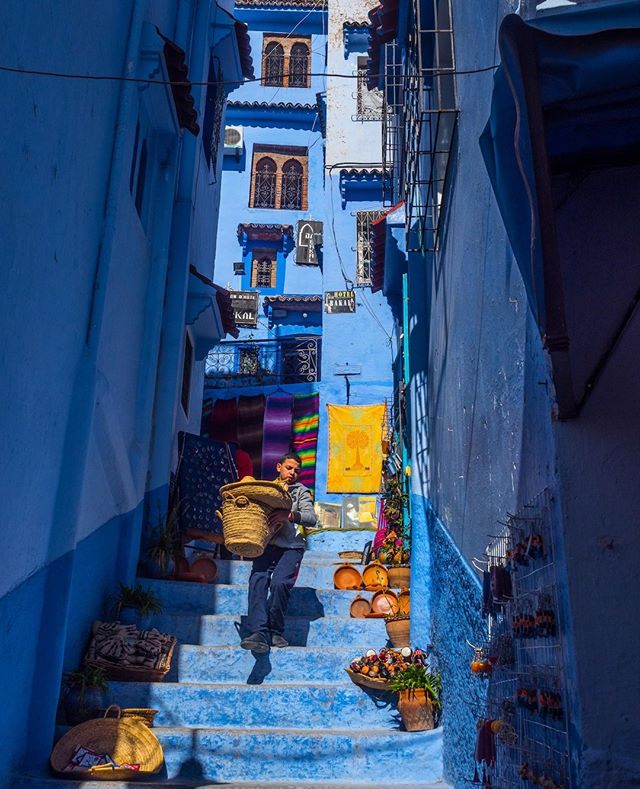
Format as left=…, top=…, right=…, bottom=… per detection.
left=2, top=0, right=640, bottom=788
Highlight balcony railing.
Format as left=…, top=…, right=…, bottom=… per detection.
left=205, top=335, right=321, bottom=389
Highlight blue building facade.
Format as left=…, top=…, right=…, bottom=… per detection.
left=369, top=0, right=640, bottom=786
left=207, top=0, right=397, bottom=503
left=0, top=1, right=251, bottom=781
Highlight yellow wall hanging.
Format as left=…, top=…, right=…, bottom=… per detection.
left=326, top=403, right=386, bottom=493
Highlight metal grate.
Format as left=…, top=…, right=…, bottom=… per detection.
left=253, top=158, right=277, bottom=208
left=264, top=43, right=284, bottom=86
left=206, top=335, right=321, bottom=388
left=355, top=57, right=384, bottom=121
left=356, top=210, right=385, bottom=285
left=402, top=0, right=458, bottom=252
left=281, top=160, right=304, bottom=210
left=289, top=44, right=310, bottom=87
left=382, top=40, right=405, bottom=205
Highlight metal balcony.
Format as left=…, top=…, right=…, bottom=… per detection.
left=205, top=335, right=321, bottom=389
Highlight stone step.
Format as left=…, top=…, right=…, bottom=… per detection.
left=305, top=528, right=376, bottom=553
left=169, top=644, right=363, bottom=684
left=140, top=579, right=374, bottom=618
left=147, top=612, right=386, bottom=648
left=209, top=558, right=344, bottom=588
left=44, top=725, right=442, bottom=783
left=106, top=681, right=401, bottom=729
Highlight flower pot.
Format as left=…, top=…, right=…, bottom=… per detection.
left=397, top=689, right=435, bottom=732
left=387, top=565, right=410, bottom=589
left=63, top=686, right=106, bottom=726
left=386, top=617, right=410, bottom=647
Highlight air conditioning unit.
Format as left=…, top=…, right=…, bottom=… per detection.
left=223, top=125, right=244, bottom=156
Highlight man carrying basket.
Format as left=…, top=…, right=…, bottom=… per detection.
left=240, top=452, right=316, bottom=653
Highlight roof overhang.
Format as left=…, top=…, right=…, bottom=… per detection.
left=186, top=266, right=239, bottom=359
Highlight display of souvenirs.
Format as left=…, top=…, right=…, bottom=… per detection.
left=511, top=606, right=556, bottom=639
left=374, top=530, right=410, bottom=566
left=517, top=762, right=564, bottom=789
left=348, top=647, right=428, bottom=681
left=516, top=687, right=564, bottom=721
left=62, top=744, right=140, bottom=773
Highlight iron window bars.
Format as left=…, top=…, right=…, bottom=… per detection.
left=382, top=39, right=405, bottom=206
left=355, top=56, right=385, bottom=121
left=264, top=42, right=285, bottom=86
left=281, top=159, right=304, bottom=210
left=253, top=157, right=278, bottom=208
left=356, top=210, right=386, bottom=285
left=289, top=43, right=310, bottom=87
left=262, top=40, right=310, bottom=88
left=206, top=335, right=321, bottom=388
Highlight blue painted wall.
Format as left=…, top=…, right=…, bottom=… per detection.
left=0, top=0, right=246, bottom=781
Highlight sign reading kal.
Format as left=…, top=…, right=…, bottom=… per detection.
left=324, top=290, right=356, bottom=314
left=229, top=290, right=259, bottom=327
left=295, top=220, right=323, bottom=265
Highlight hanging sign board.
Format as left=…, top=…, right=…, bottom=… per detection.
left=324, top=290, right=356, bottom=314
left=229, top=290, right=259, bottom=327
left=295, top=220, right=323, bottom=265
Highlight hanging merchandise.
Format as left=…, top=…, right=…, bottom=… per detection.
left=237, top=394, right=266, bottom=479
left=261, top=393, right=294, bottom=479
left=208, top=397, right=238, bottom=444
left=291, top=392, right=320, bottom=495
left=326, top=403, right=386, bottom=493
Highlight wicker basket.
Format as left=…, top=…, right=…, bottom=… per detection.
left=87, top=637, right=176, bottom=683
left=51, top=705, right=163, bottom=780
left=345, top=668, right=392, bottom=692
left=218, top=480, right=292, bottom=558
left=99, top=707, right=158, bottom=727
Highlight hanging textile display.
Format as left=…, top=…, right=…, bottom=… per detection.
left=292, top=392, right=320, bottom=495
left=237, top=394, right=266, bottom=479
left=176, top=432, right=238, bottom=535
left=208, top=397, right=238, bottom=444
left=261, top=393, right=294, bottom=480
left=200, top=398, right=213, bottom=437
left=326, top=403, right=386, bottom=493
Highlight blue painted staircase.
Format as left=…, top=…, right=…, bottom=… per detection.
left=17, top=532, right=448, bottom=788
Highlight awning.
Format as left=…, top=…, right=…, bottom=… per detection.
left=156, top=28, right=200, bottom=136
left=237, top=224, right=295, bottom=255
left=234, top=21, right=254, bottom=80
left=371, top=201, right=404, bottom=296
left=263, top=295, right=323, bottom=313
left=186, top=266, right=239, bottom=359
left=480, top=11, right=640, bottom=418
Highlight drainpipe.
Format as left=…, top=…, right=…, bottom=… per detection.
left=402, top=271, right=411, bottom=525
left=25, top=0, right=147, bottom=769
left=146, top=0, right=210, bottom=515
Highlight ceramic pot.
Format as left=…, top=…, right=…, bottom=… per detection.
left=362, top=561, right=389, bottom=591
left=333, top=563, right=363, bottom=590
left=370, top=589, right=398, bottom=615
left=397, top=689, right=435, bottom=732
left=349, top=594, right=372, bottom=618
left=385, top=617, right=410, bottom=647
left=387, top=565, right=411, bottom=589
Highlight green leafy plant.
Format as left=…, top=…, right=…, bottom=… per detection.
left=146, top=502, right=185, bottom=577
left=63, top=665, right=108, bottom=699
left=388, top=664, right=443, bottom=712
left=112, top=582, right=163, bottom=618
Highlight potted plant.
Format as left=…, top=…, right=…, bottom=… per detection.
left=389, top=663, right=442, bottom=732
left=112, top=582, right=163, bottom=629
left=143, top=502, right=184, bottom=579
left=375, top=477, right=411, bottom=587
left=62, top=665, right=109, bottom=725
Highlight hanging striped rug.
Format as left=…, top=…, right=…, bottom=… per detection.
left=292, top=392, right=320, bottom=495
left=261, top=393, right=294, bottom=481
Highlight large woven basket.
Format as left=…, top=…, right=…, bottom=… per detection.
left=218, top=479, right=292, bottom=558
left=50, top=705, right=163, bottom=780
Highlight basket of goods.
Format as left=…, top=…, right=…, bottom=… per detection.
left=218, top=476, right=292, bottom=558
left=51, top=705, right=163, bottom=780
left=346, top=647, right=428, bottom=691
left=384, top=612, right=411, bottom=648
left=362, top=561, right=389, bottom=591
left=85, top=621, right=176, bottom=683
left=338, top=550, right=364, bottom=562
left=334, top=563, right=363, bottom=590
left=99, top=707, right=158, bottom=727
left=370, top=589, right=399, bottom=616
left=349, top=594, right=372, bottom=618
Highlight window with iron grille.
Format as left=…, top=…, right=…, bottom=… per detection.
left=250, top=250, right=277, bottom=288
left=262, top=35, right=311, bottom=88
left=355, top=56, right=384, bottom=121
left=202, top=58, right=225, bottom=172
left=289, top=43, right=310, bottom=88
left=281, top=159, right=303, bottom=210
left=355, top=210, right=385, bottom=286
left=252, top=156, right=277, bottom=208
left=263, top=41, right=284, bottom=86
left=249, top=145, right=308, bottom=210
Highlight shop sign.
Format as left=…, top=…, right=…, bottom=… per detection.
left=230, top=290, right=259, bottom=326
left=296, top=220, right=323, bottom=265
left=324, top=290, right=356, bottom=314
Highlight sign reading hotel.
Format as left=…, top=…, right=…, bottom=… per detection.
left=324, top=290, right=356, bottom=314
left=229, top=290, right=259, bottom=327
left=295, top=220, right=323, bottom=265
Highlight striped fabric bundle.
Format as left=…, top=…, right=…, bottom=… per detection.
left=261, top=393, right=294, bottom=480
left=292, top=392, right=320, bottom=495
left=209, top=397, right=238, bottom=444
left=237, top=394, right=266, bottom=479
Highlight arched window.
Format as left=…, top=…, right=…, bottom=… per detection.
left=251, top=250, right=277, bottom=288
left=253, top=157, right=277, bottom=208
left=264, top=41, right=284, bottom=86
left=280, top=159, right=304, bottom=210
left=289, top=43, right=309, bottom=88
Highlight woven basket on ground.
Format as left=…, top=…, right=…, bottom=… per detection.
left=345, top=668, right=392, bottom=692
left=50, top=705, right=163, bottom=780
left=99, top=707, right=158, bottom=727
left=218, top=479, right=292, bottom=558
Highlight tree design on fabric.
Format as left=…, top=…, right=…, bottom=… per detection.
left=347, top=429, right=368, bottom=471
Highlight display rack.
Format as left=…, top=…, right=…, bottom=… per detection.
left=478, top=489, right=571, bottom=788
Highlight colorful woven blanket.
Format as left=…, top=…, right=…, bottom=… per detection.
left=292, top=392, right=319, bottom=495
left=261, top=393, right=294, bottom=480
left=209, top=397, right=238, bottom=444
left=237, top=394, right=266, bottom=479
